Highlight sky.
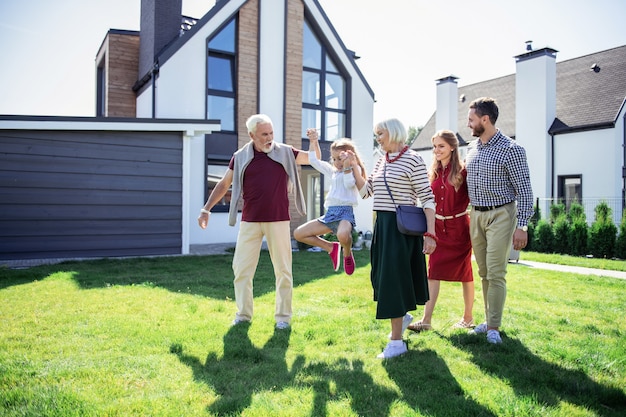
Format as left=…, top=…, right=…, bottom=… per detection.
left=0, top=0, right=624, bottom=128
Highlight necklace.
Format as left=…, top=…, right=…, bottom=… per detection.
left=386, top=145, right=409, bottom=163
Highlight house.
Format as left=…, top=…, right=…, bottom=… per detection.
left=100, top=0, right=376, bottom=247
left=0, top=0, right=375, bottom=261
left=411, top=44, right=626, bottom=226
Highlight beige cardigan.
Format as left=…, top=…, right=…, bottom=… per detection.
left=228, top=141, right=306, bottom=226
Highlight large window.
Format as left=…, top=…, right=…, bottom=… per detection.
left=302, top=20, right=348, bottom=219
left=205, top=18, right=237, bottom=211
left=207, top=18, right=236, bottom=131
left=302, top=21, right=346, bottom=141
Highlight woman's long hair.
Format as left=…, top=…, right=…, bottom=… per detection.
left=429, top=130, right=464, bottom=190
left=331, top=138, right=367, bottom=181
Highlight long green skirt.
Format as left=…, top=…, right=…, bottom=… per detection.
left=370, top=211, right=429, bottom=319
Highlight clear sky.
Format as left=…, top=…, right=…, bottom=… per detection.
left=0, top=0, right=624, bottom=128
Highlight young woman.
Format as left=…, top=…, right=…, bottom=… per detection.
left=408, top=130, right=474, bottom=332
left=294, top=136, right=366, bottom=275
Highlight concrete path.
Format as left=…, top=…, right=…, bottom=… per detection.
left=511, top=259, right=626, bottom=280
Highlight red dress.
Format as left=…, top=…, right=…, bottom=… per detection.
left=428, top=166, right=473, bottom=282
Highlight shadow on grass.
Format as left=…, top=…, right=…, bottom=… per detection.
left=300, top=359, right=397, bottom=416
left=173, top=322, right=401, bottom=416
left=0, top=250, right=362, bottom=300
left=383, top=347, right=497, bottom=417
left=172, top=327, right=495, bottom=416
left=447, top=333, right=626, bottom=417
left=173, top=322, right=305, bottom=415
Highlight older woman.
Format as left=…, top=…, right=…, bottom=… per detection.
left=348, top=118, right=437, bottom=358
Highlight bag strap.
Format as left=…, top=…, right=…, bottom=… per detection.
left=382, top=163, right=399, bottom=207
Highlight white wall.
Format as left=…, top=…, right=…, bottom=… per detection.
left=185, top=130, right=241, bottom=245
left=350, top=80, right=375, bottom=233
left=136, top=84, right=153, bottom=118
left=435, top=77, right=458, bottom=133
left=515, top=50, right=557, bottom=201
left=553, top=126, right=623, bottom=225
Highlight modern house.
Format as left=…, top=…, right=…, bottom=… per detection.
left=411, top=44, right=626, bottom=226
left=0, top=0, right=375, bottom=261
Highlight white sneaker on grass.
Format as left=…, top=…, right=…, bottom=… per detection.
left=377, top=340, right=408, bottom=359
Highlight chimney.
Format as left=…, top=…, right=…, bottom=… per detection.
left=138, top=0, right=183, bottom=79
left=435, top=75, right=459, bottom=134
left=514, top=46, right=558, bottom=202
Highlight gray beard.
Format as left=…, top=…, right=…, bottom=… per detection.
left=262, top=142, right=275, bottom=154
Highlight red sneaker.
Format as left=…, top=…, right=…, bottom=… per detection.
left=344, top=253, right=355, bottom=275
left=329, top=242, right=341, bottom=271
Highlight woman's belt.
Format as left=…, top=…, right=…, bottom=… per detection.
left=435, top=211, right=468, bottom=220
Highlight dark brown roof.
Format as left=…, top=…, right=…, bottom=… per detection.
left=412, top=45, right=626, bottom=150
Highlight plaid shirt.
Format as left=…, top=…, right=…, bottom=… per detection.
left=465, top=130, right=534, bottom=226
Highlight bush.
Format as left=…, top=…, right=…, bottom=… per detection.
left=533, top=219, right=554, bottom=253
left=569, top=218, right=589, bottom=256
left=568, top=202, right=586, bottom=223
left=550, top=203, right=566, bottom=223
left=615, top=209, right=626, bottom=260
left=552, top=214, right=569, bottom=254
left=588, top=201, right=617, bottom=258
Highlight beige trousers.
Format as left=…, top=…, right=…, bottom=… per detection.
left=470, top=203, right=516, bottom=328
left=232, top=221, right=293, bottom=323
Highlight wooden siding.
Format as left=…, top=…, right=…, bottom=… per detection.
left=0, top=130, right=182, bottom=260
left=237, top=0, right=260, bottom=149
left=285, top=0, right=305, bottom=230
left=105, top=32, right=140, bottom=117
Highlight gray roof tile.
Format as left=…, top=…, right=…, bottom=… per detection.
left=413, top=45, right=626, bottom=150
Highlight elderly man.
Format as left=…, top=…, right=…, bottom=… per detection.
left=198, top=114, right=319, bottom=330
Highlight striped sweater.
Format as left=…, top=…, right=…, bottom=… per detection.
left=360, top=149, right=435, bottom=212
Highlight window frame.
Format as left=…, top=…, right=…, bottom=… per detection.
left=557, top=174, right=583, bottom=211
left=206, top=18, right=238, bottom=133
left=301, top=19, right=349, bottom=142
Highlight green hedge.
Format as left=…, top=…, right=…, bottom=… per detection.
left=531, top=201, right=621, bottom=259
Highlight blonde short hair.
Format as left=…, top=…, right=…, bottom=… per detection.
left=374, top=118, right=407, bottom=144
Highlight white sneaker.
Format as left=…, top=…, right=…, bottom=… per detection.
left=487, top=329, right=502, bottom=344
left=470, top=322, right=488, bottom=334
left=402, top=313, right=414, bottom=334
left=232, top=318, right=249, bottom=326
left=275, top=321, right=290, bottom=330
left=376, top=340, right=408, bottom=359
left=388, top=313, right=413, bottom=339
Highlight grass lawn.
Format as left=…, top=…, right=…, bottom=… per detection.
left=1, top=249, right=625, bottom=416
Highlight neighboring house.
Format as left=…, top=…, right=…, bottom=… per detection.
left=0, top=0, right=375, bottom=261
left=412, top=44, right=626, bottom=226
